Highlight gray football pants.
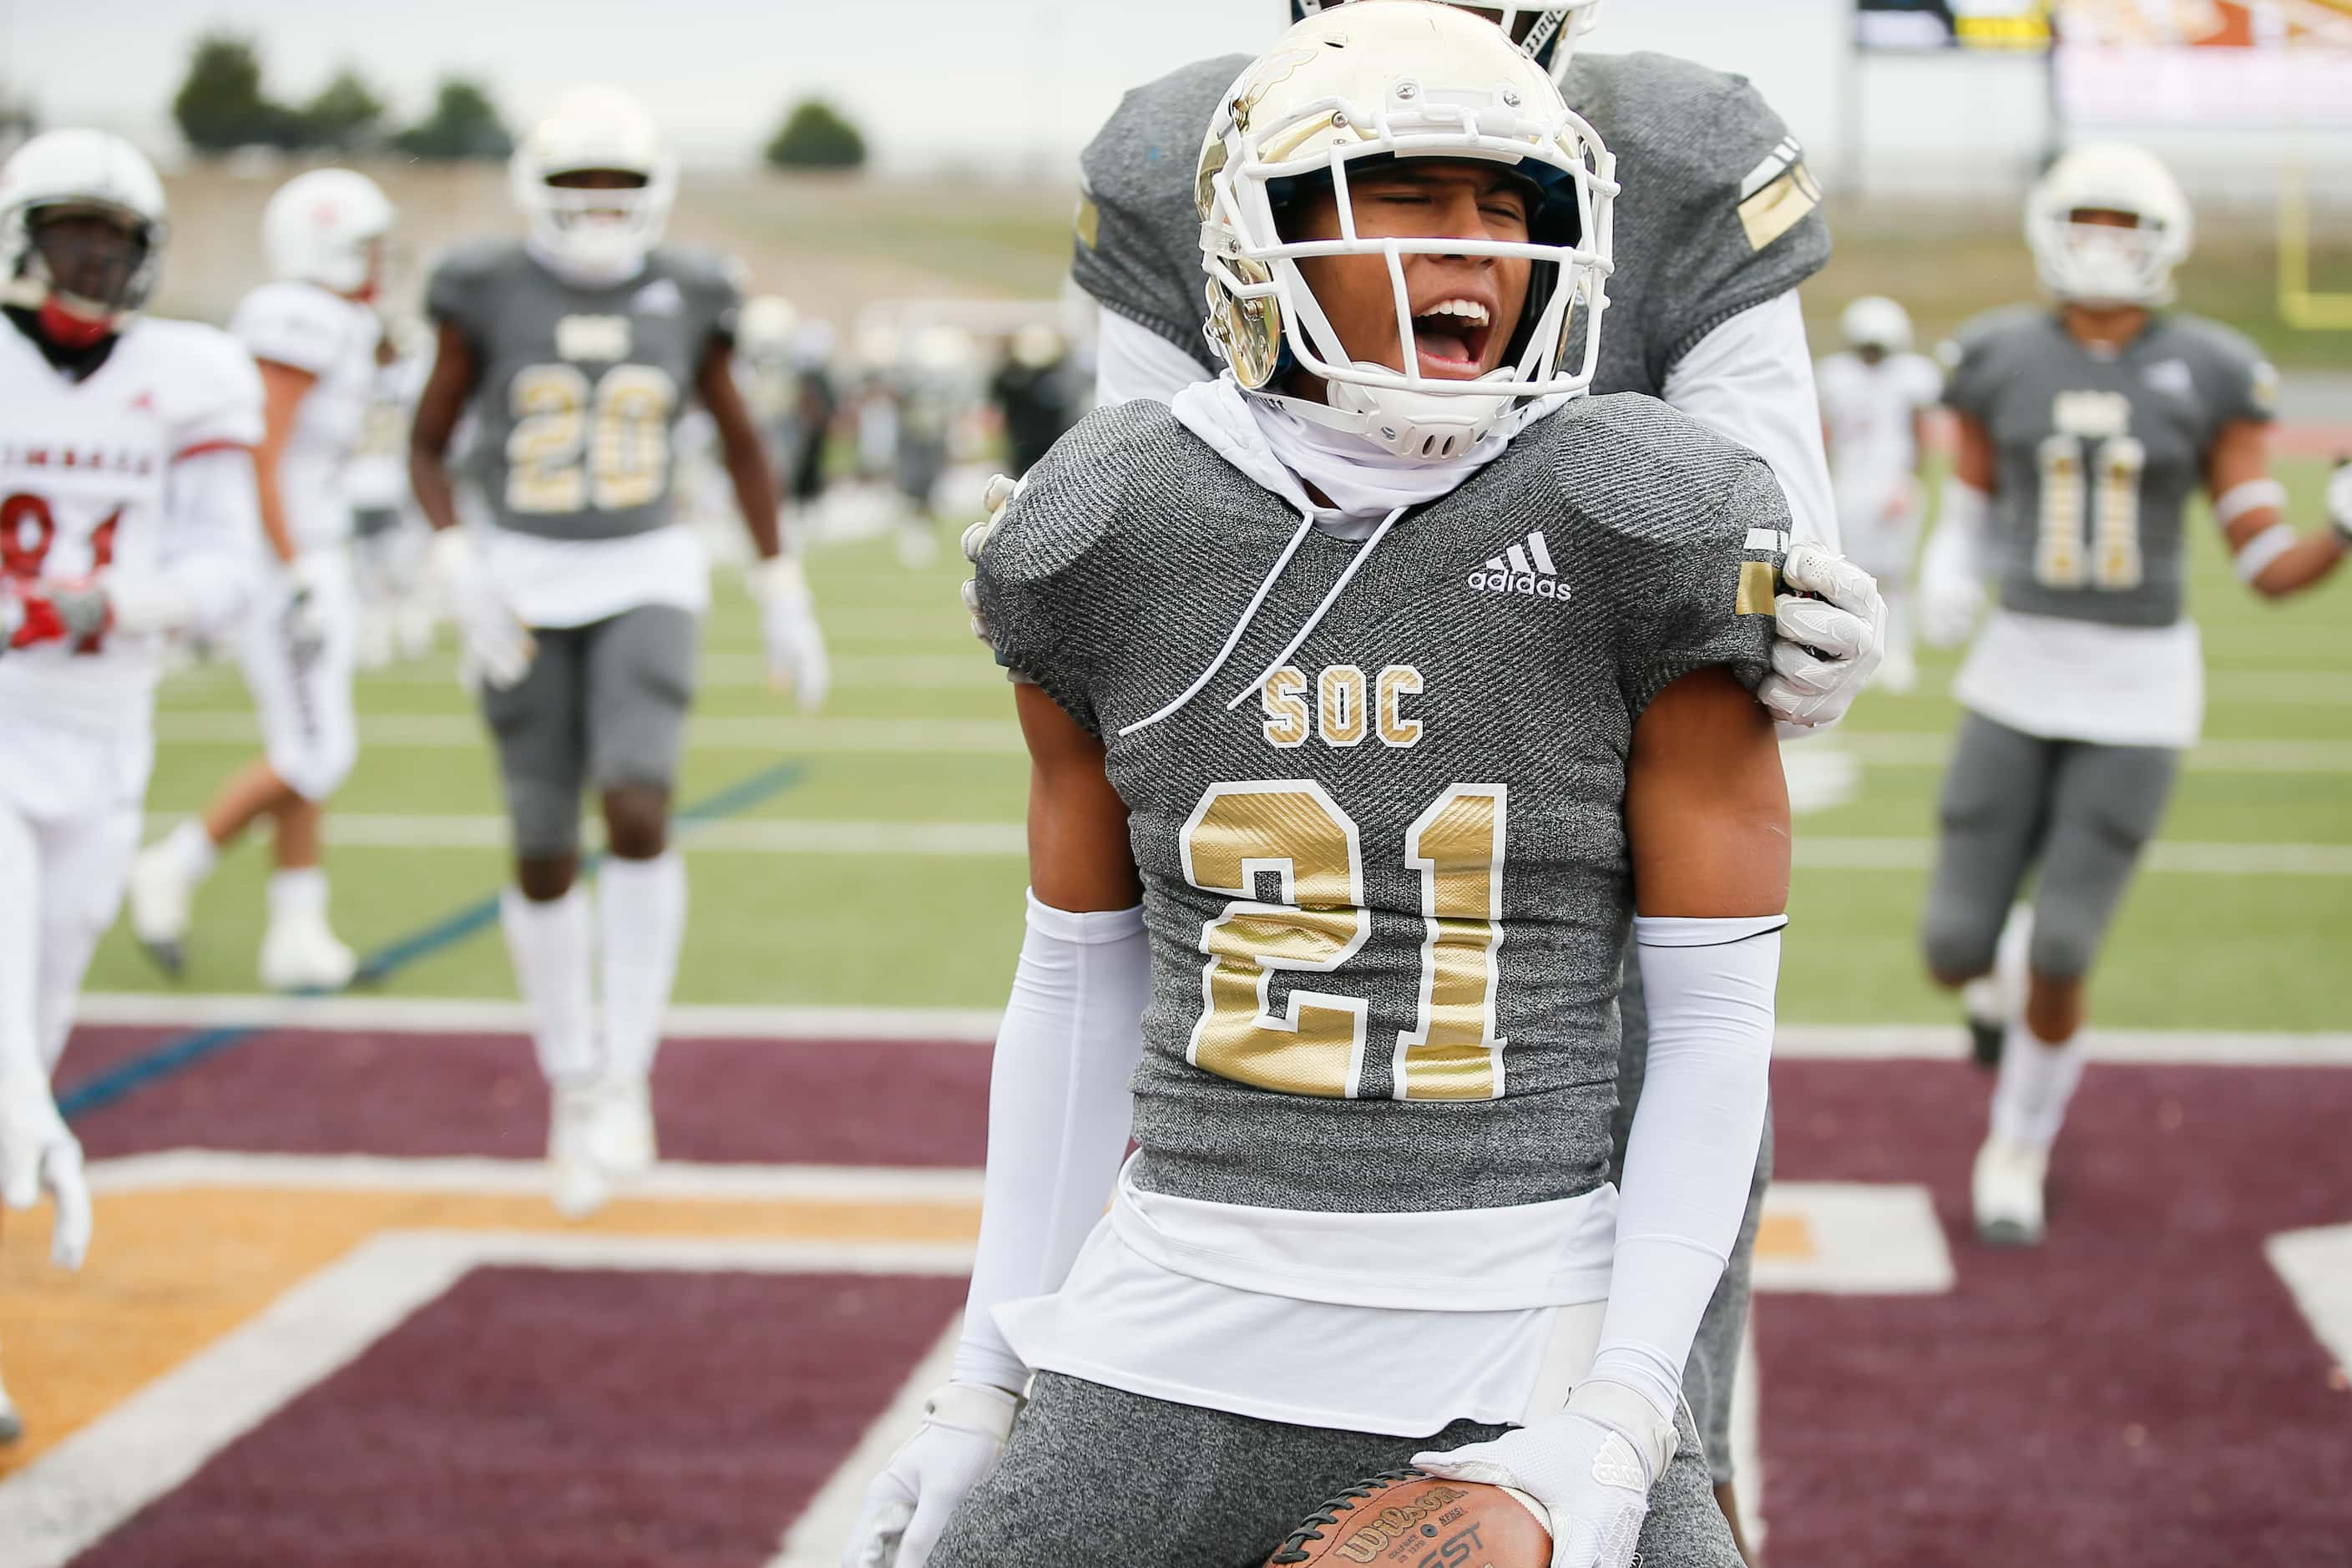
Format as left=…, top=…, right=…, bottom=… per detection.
left=1921, top=713, right=2181, bottom=984
left=477, top=604, right=699, bottom=858
left=1612, top=951, right=1768, bottom=1488
left=928, top=1372, right=1743, bottom=1568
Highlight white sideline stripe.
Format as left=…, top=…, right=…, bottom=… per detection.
left=154, top=711, right=1029, bottom=755
left=151, top=711, right=2352, bottom=771
left=85, top=1151, right=984, bottom=1203
left=71, top=992, right=1005, bottom=1043
left=67, top=995, right=2352, bottom=1063
left=126, top=809, right=2352, bottom=875
left=0, top=1229, right=976, bottom=1568
left=768, top=1324, right=962, bottom=1568
left=175, top=652, right=1007, bottom=692
left=2266, top=1225, right=2352, bottom=1375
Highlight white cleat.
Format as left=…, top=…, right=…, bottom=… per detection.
left=259, top=916, right=359, bottom=994
left=126, top=840, right=196, bottom=976
left=1973, top=1136, right=2050, bottom=1247
left=591, top=1074, right=657, bottom=1186
left=549, top=1079, right=613, bottom=1219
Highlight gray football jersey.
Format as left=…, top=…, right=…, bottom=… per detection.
left=426, top=241, right=740, bottom=541
left=976, top=399, right=1787, bottom=1215
left=1943, top=307, right=2274, bottom=628
left=1071, top=49, right=1831, bottom=399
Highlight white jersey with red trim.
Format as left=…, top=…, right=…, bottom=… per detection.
left=230, top=281, right=382, bottom=552
left=0, top=315, right=265, bottom=731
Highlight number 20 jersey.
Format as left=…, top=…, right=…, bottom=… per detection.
left=976, top=397, right=1786, bottom=1216
left=424, top=241, right=740, bottom=542
left=1941, top=306, right=2274, bottom=629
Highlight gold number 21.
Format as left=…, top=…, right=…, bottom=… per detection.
left=1180, top=781, right=1508, bottom=1102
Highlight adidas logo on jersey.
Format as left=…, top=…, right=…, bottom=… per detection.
left=1467, top=531, right=1571, bottom=604
left=632, top=278, right=685, bottom=317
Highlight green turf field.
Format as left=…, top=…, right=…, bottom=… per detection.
left=89, top=458, right=2351, bottom=1030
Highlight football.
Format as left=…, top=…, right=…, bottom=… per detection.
left=1266, top=1469, right=1552, bottom=1567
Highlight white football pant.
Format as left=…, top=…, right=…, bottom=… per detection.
left=239, top=549, right=359, bottom=803
left=0, top=714, right=149, bottom=1073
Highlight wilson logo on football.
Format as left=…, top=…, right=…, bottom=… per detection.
left=1467, top=531, right=1570, bottom=604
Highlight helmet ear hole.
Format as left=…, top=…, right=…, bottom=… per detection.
left=1204, top=259, right=1284, bottom=391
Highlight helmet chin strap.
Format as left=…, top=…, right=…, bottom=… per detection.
left=1269, top=367, right=1515, bottom=461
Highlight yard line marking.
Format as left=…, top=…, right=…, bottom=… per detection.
left=125, top=810, right=2352, bottom=874
left=151, top=711, right=2352, bottom=771
left=58, top=763, right=809, bottom=1120
left=154, top=711, right=1029, bottom=754
left=1840, top=732, right=2352, bottom=774
left=0, top=1229, right=976, bottom=1568
left=329, top=651, right=1004, bottom=691
left=85, top=1151, right=984, bottom=1203
left=64, top=998, right=2352, bottom=1064
left=135, top=812, right=1032, bottom=857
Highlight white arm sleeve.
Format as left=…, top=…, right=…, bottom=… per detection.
left=1661, top=291, right=1839, bottom=554
left=105, top=447, right=263, bottom=639
left=951, top=891, right=1151, bottom=1393
left=1588, top=914, right=1783, bottom=1421
left=1093, top=311, right=1216, bottom=409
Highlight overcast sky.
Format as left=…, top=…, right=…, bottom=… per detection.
left=3, top=1, right=2063, bottom=173
left=6, top=2, right=2327, bottom=190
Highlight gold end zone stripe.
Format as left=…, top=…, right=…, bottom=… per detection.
left=1739, top=161, right=1823, bottom=253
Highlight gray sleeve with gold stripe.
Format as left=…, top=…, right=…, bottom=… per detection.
left=1565, top=52, right=1832, bottom=397
left=1069, top=54, right=1251, bottom=370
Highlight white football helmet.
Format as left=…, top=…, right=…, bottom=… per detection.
left=1840, top=295, right=1912, bottom=356
left=262, top=168, right=393, bottom=298
left=2026, top=142, right=2193, bottom=310
left=1291, top=1, right=1605, bottom=86
left=510, top=85, right=676, bottom=283
left=0, top=129, right=169, bottom=339
left=1203, top=0, right=1617, bottom=459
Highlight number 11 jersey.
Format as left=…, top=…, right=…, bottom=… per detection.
left=1941, top=305, right=2273, bottom=630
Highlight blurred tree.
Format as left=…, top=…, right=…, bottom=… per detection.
left=173, top=33, right=304, bottom=152
left=764, top=99, right=867, bottom=171
left=392, top=78, right=513, bottom=161
left=301, top=69, right=388, bottom=152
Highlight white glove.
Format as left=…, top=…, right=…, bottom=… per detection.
left=1413, top=1383, right=1677, bottom=1568
left=430, top=530, right=534, bottom=691
left=959, top=473, right=1022, bottom=645
left=0, top=1071, right=92, bottom=1271
left=1760, top=543, right=1887, bottom=729
left=751, top=554, right=830, bottom=710
left=841, top=1382, right=1019, bottom=1568
left=2326, top=460, right=2352, bottom=543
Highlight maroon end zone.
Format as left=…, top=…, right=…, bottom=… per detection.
left=38, top=1022, right=2352, bottom=1565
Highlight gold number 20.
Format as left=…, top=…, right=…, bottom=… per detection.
left=506, top=363, right=677, bottom=515
left=1180, top=781, right=1508, bottom=1102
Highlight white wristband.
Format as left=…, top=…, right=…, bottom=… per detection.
left=2233, top=521, right=2299, bottom=584
left=2214, top=478, right=2288, bottom=529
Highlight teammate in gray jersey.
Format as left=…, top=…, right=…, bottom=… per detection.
left=1914, top=143, right=2351, bottom=1247
left=407, top=87, right=830, bottom=1219
left=847, top=12, right=1786, bottom=1567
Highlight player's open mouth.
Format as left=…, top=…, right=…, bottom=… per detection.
left=1410, top=296, right=1495, bottom=379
